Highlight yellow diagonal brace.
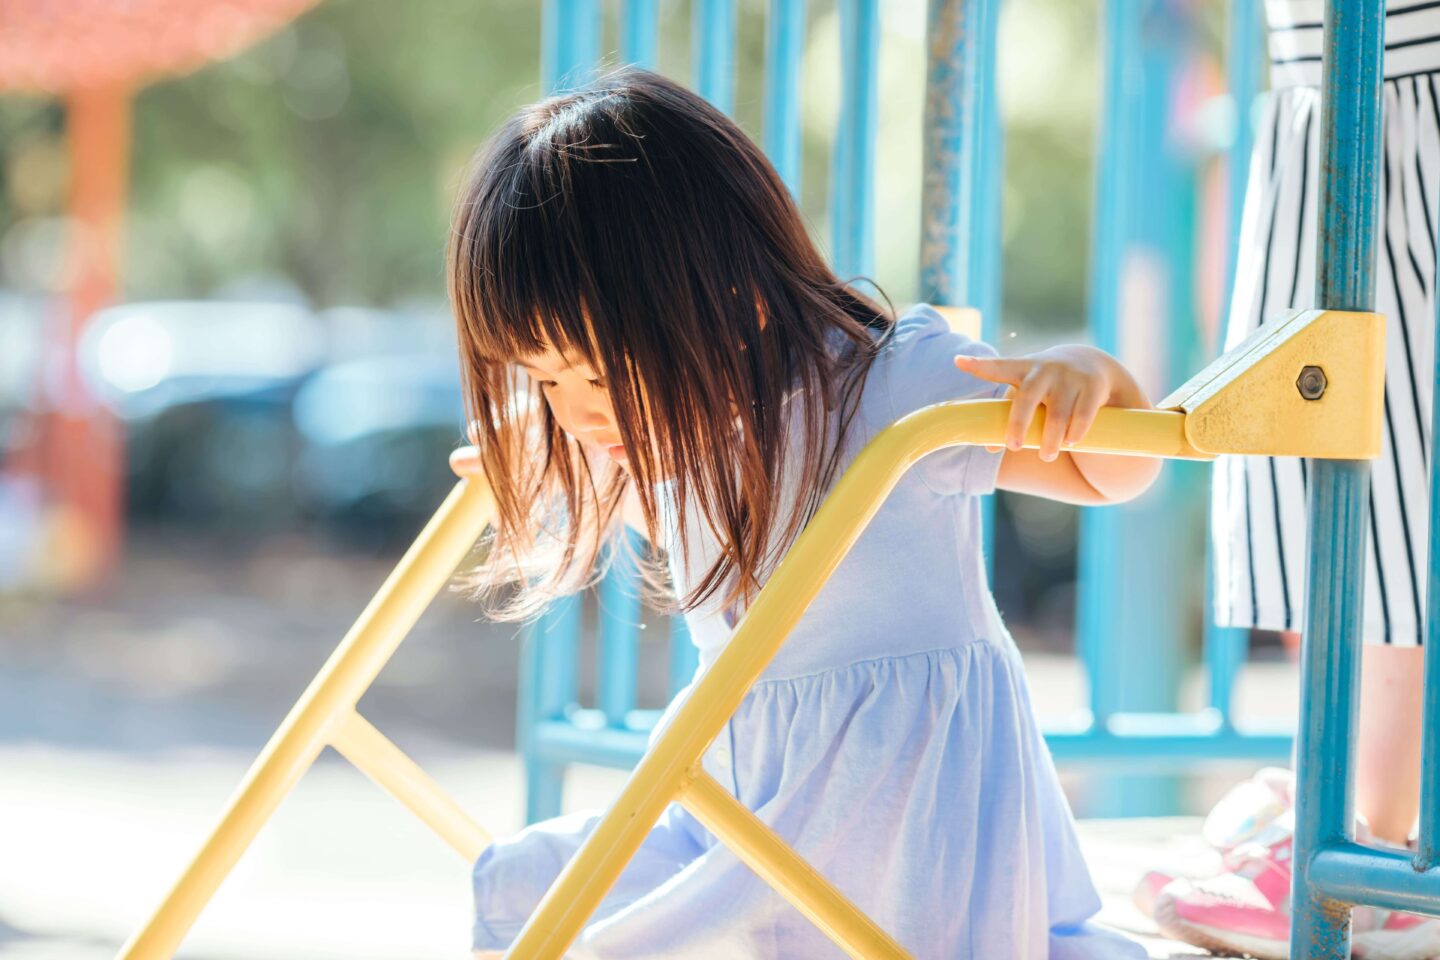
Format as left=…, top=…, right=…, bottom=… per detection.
left=503, top=400, right=1196, bottom=959
left=679, top=770, right=911, bottom=960
left=117, top=478, right=496, bottom=960
left=330, top=710, right=491, bottom=862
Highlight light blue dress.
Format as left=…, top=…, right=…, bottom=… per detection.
left=472, top=304, right=1143, bottom=959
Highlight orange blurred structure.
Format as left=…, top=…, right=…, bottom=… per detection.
left=0, top=0, right=321, bottom=589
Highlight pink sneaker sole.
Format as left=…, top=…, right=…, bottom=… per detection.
left=1152, top=893, right=1289, bottom=960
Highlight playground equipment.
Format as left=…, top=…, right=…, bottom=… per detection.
left=116, top=296, right=1384, bottom=959
left=116, top=1, right=1430, bottom=958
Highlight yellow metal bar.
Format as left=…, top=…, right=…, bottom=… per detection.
left=678, top=770, right=911, bottom=960
left=330, top=709, right=492, bottom=862
left=503, top=400, right=1196, bottom=959
left=118, top=477, right=496, bottom=960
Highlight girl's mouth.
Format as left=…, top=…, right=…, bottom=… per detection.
left=606, top=444, right=629, bottom=462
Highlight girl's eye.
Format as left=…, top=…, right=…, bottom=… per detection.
left=589, top=378, right=606, bottom=389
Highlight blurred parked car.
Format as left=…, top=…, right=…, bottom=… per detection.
left=80, top=301, right=324, bottom=533
left=72, top=300, right=465, bottom=545
left=292, top=353, right=465, bottom=548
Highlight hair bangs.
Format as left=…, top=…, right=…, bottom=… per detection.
left=451, top=147, right=604, bottom=373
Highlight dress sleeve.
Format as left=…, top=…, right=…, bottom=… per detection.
left=880, top=305, right=1008, bottom=497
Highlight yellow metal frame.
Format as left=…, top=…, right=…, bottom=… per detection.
left=1160, top=309, right=1387, bottom=458
left=117, top=311, right=1384, bottom=960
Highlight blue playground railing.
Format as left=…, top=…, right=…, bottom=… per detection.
left=518, top=0, right=1294, bottom=826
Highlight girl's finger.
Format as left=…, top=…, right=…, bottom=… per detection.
left=1005, top=372, right=1047, bottom=451
left=954, top=354, right=1036, bottom=387
left=1040, top=387, right=1079, bottom=462
left=1064, top=385, right=1108, bottom=447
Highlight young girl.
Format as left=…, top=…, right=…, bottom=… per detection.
left=448, top=67, right=1156, bottom=959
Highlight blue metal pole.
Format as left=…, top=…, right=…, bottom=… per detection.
left=1080, top=0, right=1140, bottom=734
left=668, top=616, right=698, bottom=696
left=525, top=0, right=602, bottom=824
left=831, top=0, right=879, bottom=280
left=542, top=0, right=602, bottom=94
left=918, top=0, right=1003, bottom=331
left=972, top=5, right=1004, bottom=338
left=1418, top=162, right=1440, bottom=875
left=1079, top=0, right=1203, bottom=817
left=694, top=0, right=736, bottom=115
left=622, top=0, right=659, bottom=69
left=598, top=535, right=642, bottom=727
left=1290, top=0, right=1385, bottom=955
left=1205, top=0, right=1264, bottom=721
left=520, top=593, right=582, bottom=823
left=764, top=0, right=806, bottom=195
left=918, top=0, right=1003, bottom=561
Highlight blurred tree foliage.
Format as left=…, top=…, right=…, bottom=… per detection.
left=0, top=0, right=1199, bottom=335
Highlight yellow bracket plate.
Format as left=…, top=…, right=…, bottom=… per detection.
left=1158, top=309, right=1386, bottom=459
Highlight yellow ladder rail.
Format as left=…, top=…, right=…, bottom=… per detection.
left=330, top=709, right=492, bottom=861
left=678, top=769, right=909, bottom=960
left=117, top=478, right=497, bottom=960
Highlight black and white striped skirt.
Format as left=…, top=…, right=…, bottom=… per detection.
left=1212, top=0, right=1439, bottom=645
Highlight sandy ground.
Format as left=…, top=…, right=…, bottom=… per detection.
left=0, top=530, right=1300, bottom=958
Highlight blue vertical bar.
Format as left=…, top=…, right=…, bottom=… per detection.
left=764, top=0, right=806, bottom=195
left=598, top=535, right=642, bottom=727
left=622, top=0, right=659, bottom=68
left=918, top=0, right=1003, bottom=560
left=1079, top=0, right=1144, bottom=733
left=918, top=0, right=1003, bottom=329
left=1418, top=220, right=1440, bottom=868
left=1079, top=0, right=1200, bottom=817
left=1206, top=0, right=1264, bottom=720
left=668, top=616, right=699, bottom=696
left=519, top=593, right=581, bottom=823
left=526, top=0, right=601, bottom=824
left=1419, top=200, right=1440, bottom=873
left=1290, top=0, right=1385, bottom=955
left=694, top=0, right=736, bottom=114
left=972, top=3, right=1004, bottom=338
left=542, top=0, right=602, bottom=94
left=831, top=0, right=879, bottom=280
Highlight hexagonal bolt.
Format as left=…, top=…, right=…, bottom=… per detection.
left=1297, top=365, right=1327, bottom=401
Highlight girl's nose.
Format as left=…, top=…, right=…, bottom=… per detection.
left=556, top=386, right=613, bottom=434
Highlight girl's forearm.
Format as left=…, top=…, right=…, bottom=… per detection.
left=1070, top=449, right=1163, bottom=503
left=1065, top=348, right=1162, bottom=503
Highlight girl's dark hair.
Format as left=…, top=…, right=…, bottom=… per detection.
left=448, top=66, right=892, bottom=621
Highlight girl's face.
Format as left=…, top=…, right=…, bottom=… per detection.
left=517, top=345, right=629, bottom=467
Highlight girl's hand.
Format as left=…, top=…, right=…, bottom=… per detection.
left=953, top=345, right=1151, bottom=461
left=953, top=345, right=1160, bottom=505
left=449, top=425, right=484, bottom=478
